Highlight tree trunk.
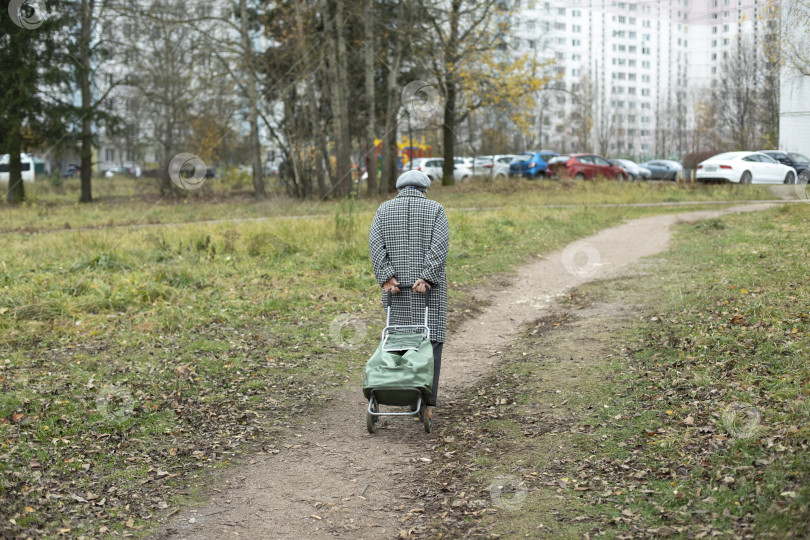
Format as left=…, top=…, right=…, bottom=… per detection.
left=6, top=130, right=24, bottom=204
left=160, top=117, right=174, bottom=195
left=381, top=1, right=406, bottom=193
left=306, top=78, right=328, bottom=199
left=240, top=0, right=266, bottom=199
left=326, top=0, right=352, bottom=197
left=79, top=0, right=94, bottom=203
left=441, top=0, right=461, bottom=186
left=441, top=81, right=457, bottom=185
left=363, top=0, right=377, bottom=197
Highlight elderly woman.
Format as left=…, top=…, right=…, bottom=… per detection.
left=369, top=170, right=450, bottom=418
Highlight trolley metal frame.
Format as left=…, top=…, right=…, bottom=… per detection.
left=366, top=284, right=434, bottom=433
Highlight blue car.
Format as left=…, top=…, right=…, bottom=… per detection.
left=508, top=150, right=559, bottom=178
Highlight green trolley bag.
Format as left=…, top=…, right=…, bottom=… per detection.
left=363, top=284, right=435, bottom=433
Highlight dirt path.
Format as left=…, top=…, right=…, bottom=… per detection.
left=155, top=203, right=775, bottom=540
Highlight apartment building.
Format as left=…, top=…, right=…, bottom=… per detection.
left=511, top=0, right=779, bottom=159
left=779, top=0, right=810, bottom=157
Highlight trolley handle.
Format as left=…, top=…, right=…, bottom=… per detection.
left=384, top=283, right=431, bottom=308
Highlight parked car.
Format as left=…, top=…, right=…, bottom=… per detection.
left=758, top=150, right=810, bottom=183
left=62, top=164, right=80, bottom=178
left=508, top=150, right=559, bottom=178
left=472, top=155, right=493, bottom=176
left=0, top=153, right=36, bottom=182
left=610, top=158, right=647, bottom=181
left=637, top=165, right=652, bottom=179
left=104, top=163, right=142, bottom=178
left=406, top=157, right=471, bottom=182
left=696, top=151, right=797, bottom=184
left=547, top=153, right=627, bottom=180
left=638, top=159, right=682, bottom=180
left=473, top=154, right=518, bottom=178
left=454, top=156, right=475, bottom=170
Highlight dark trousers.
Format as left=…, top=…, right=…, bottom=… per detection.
left=430, top=341, right=443, bottom=406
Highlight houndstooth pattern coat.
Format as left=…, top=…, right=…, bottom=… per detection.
left=369, top=188, right=450, bottom=342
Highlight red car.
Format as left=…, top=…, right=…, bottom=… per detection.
left=547, top=153, right=627, bottom=181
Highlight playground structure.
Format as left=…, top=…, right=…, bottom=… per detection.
left=372, top=135, right=433, bottom=171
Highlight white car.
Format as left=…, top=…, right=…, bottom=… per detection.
left=611, top=158, right=647, bottom=181
left=637, top=165, right=652, bottom=179
left=473, top=154, right=518, bottom=178
left=0, top=153, right=36, bottom=182
left=406, top=157, right=471, bottom=183
left=454, top=156, right=474, bottom=169
left=696, top=151, right=797, bottom=184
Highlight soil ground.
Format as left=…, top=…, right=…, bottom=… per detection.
left=155, top=203, right=776, bottom=540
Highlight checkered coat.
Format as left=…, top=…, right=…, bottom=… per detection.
left=369, top=188, right=450, bottom=342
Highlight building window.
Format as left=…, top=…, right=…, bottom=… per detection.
left=105, top=149, right=115, bottom=162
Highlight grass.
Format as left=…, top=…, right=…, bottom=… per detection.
left=422, top=203, right=809, bottom=538
left=0, top=174, right=775, bottom=232
left=0, top=180, right=793, bottom=537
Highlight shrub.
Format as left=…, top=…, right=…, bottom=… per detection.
left=682, top=151, right=721, bottom=170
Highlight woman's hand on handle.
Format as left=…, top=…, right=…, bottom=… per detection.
left=413, top=279, right=432, bottom=294
left=383, top=277, right=400, bottom=294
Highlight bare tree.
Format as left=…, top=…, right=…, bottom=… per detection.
left=568, top=73, right=595, bottom=152
left=715, top=37, right=760, bottom=150
left=783, top=0, right=810, bottom=76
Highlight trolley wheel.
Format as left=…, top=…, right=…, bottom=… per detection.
left=366, top=397, right=379, bottom=434
left=423, top=406, right=434, bottom=433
